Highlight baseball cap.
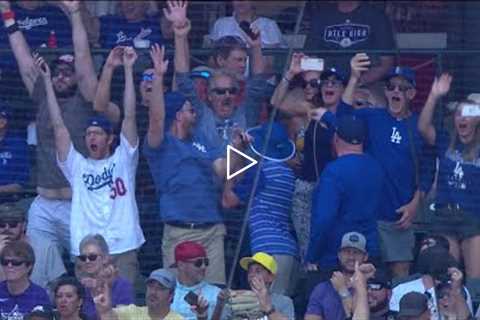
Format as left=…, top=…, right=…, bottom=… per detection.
left=173, top=241, right=207, bottom=266
left=164, top=92, right=189, bottom=131
left=247, top=122, right=296, bottom=162
left=336, top=114, right=367, bottom=145
left=0, top=102, right=12, bottom=120
left=340, top=232, right=367, bottom=253
left=25, top=305, right=56, bottom=320
left=240, top=252, right=278, bottom=275
left=368, top=268, right=391, bottom=289
left=0, top=202, right=26, bottom=221
left=87, top=115, right=113, bottom=135
left=385, top=66, right=416, bottom=87
left=321, top=67, right=347, bottom=84
left=53, top=54, right=75, bottom=71
left=191, top=66, right=214, bottom=80
left=146, top=268, right=176, bottom=290
left=397, top=292, right=428, bottom=318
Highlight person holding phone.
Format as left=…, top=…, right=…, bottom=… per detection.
left=418, top=73, right=480, bottom=299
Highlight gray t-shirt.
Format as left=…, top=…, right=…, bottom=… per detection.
left=32, top=78, right=96, bottom=189
left=29, top=239, right=66, bottom=289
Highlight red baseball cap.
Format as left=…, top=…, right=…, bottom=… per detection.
left=172, top=241, right=207, bottom=266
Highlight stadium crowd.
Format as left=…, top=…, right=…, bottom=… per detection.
left=0, top=0, right=478, bottom=319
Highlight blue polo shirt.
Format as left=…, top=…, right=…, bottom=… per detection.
left=99, top=15, right=163, bottom=48
left=337, top=101, right=435, bottom=222
left=143, top=133, right=223, bottom=223
left=435, top=130, right=480, bottom=216
left=0, top=133, right=29, bottom=193
left=306, top=153, right=383, bottom=266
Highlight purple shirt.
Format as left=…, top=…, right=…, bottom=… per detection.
left=306, top=281, right=346, bottom=320
left=0, top=281, right=51, bottom=319
left=82, top=276, right=134, bottom=319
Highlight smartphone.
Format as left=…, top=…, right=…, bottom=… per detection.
left=239, top=21, right=258, bottom=40
left=301, top=58, right=324, bottom=72
left=184, top=291, right=199, bottom=306
left=461, top=104, right=480, bottom=117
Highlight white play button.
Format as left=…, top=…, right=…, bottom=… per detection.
left=226, top=145, right=258, bottom=180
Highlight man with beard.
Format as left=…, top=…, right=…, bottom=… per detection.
left=305, top=232, right=370, bottom=320
left=0, top=202, right=65, bottom=289
left=94, top=268, right=183, bottom=320
left=0, top=0, right=120, bottom=259
left=367, top=269, right=395, bottom=320
left=167, top=0, right=272, bottom=150
left=339, top=53, right=435, bottom=279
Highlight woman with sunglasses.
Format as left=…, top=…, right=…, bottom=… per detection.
left=75, top=234, right=134, bottom=319
left=54, top=277, right=87, bottom=320
left=419, top=73, right=480, bottom=298
left=0, top=241, right=51, bottom=318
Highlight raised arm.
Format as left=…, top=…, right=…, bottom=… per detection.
left=35, top=56, right=71, bottom=162
left=163, top=0, right=190, bottom=73
left=359, top=56, right=394, bottom=85
left=0, top=1, right=37, bottom=95
left=419, top=73, right=452, bottom=146
left=245, top=25, right=265, bottom=75
left=94, top=47, right=123, bottom=124
left=146, top=44, right=169, bottom=148
left=342, top=53, right=371, bottom=106
left=271, top=52, right=303, bottom=108
left=93, top=282, right=119, bottom=320
left=352, top=263, right=370, bottom=320
left=121, top=47, right=138, bottom=147
left=61, top=0, right=98, bottom=101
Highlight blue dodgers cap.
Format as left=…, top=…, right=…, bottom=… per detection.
left=247, top=122, right=296, bottom=162
left=321, top=67, right=348, bottom=85
left=386, top=66, right=416, bottom=87
left=146, top=268, right=176, bottom=290
left=87, top=115, right=113, bottom=134
left=164, top=92, right=189, bottom=130
left=190, top=66, right=214, bottom=80
left=336, top=114, right=367, bottom=145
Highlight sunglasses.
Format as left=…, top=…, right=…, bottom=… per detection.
left=301, top=79, right=321, bottom=89
left=142, top=73, right=154, bottom=82
left=0, top=221, right=20, bottom=228
left=385, top=83, right=412, bottom=92
left=1, top=258, right=26, bottom=267
left=211, top=87, right=238, bottom=96
left=78, top=254, right=100, bottom=262
left=188, top=258, right=209, bottom=268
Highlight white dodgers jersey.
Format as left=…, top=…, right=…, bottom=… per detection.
left=59, top=134, right=145, bottom=255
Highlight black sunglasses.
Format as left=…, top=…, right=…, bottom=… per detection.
left=385, top=83, right=412, bottom=92
left=211, top=87, right=238, bottom=96
left=78, top=254, right=100, bottom=262
left=0, top=221, right=20, bottom=228
left=301, top=79, right=321, bottom=89
left=1, top=258, right=26, bottom=267
left=188, top=258, right=209, bottom=268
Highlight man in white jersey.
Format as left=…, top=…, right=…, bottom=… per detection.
left=34, top=46, right=145, bottom=286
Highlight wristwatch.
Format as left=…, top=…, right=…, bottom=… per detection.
left=263, top=307, right=276, bottom=316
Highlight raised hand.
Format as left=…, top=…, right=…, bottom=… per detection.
left=34, top=55, right=51, bottom=80
left=105, top=46, right=125, bottom=69
left=191, top=295, right=209, bottom=318
left=330, top=271, right=349, bottom=293
left=122, top=46, right=137, bottom=68
left=163, top=0, right=188, bottom=27
left=251, top=276, right=272, bottom=312
left=350, top=53, right=371, bottom=80
left=149, top=44, right=169, bottom=76
left=61, top=0, right=80, bottom=13
left=431, top=73, right=452, bottom=98
left=0, top=1, right=11, bottom=13
left=244, top=24, right=261, bottom=49
left=287, top=52, right=305, bottom=77
left=93, top=281, right=112, bottom=316
left=448, top=267, right=464, bottom=290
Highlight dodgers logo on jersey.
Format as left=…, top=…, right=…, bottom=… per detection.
left=324, top=20, right=370, bottom=48
left=82, top=163, right=115, bottom=191
left=192, top=142, right=207, bottom=153
left=390, top=127, right=402, bottom=144
left=448, top=162, right=467, bottom=190
left=0, top=151, right=12, bottom=166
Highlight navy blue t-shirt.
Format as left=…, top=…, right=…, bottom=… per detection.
left=434, top=130, right=480, bottom=216
left=0, top=4, right=72, bottom=70
left=306, top=153, right=383, bottom=267
left=143, top=133, right=223, bottom=223
left=99, top=15, right=163, bottom=48
left=337, top=101, right=434, bottom=222
left=0, top=133, right=29, bottom=189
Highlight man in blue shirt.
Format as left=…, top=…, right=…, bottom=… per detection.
left=306, top=114, right=383, bottom=269
left=339, top=53, right=434, bottom=278
left=144, top=45, right=247, bottom=286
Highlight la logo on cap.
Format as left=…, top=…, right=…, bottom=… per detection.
left=350, top=234, right=360, bottom=242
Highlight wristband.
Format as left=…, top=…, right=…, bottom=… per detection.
left=5, top=22, right=19, bottom=35
left=2, top=10, right=14, bottom=21
left=262, top=307, right=275, bottom=316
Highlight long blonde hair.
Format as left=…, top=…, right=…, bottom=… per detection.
left=448, top=100, right=480, bottom=162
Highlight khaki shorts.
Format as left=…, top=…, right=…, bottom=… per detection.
left=162, top=223, right=226, bottom=285
left=378, top=220, right=414, bottom=263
